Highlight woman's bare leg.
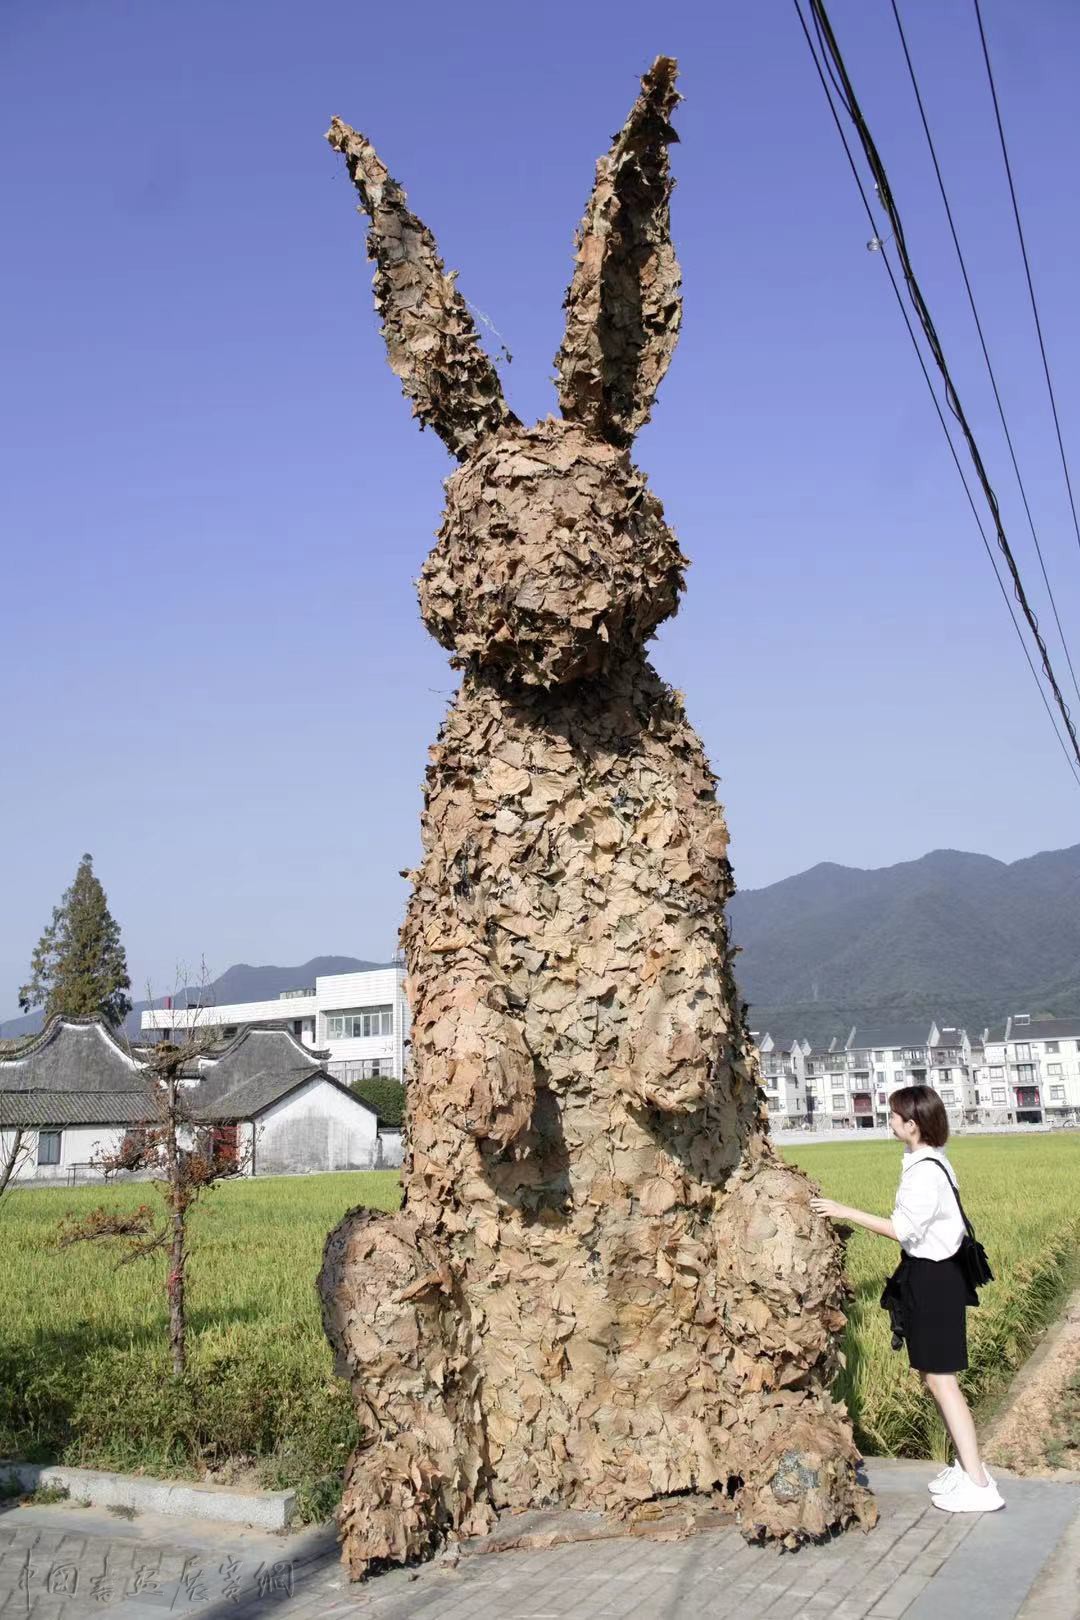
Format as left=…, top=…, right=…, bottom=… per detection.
left=922, top=1372, right=988, bottom=1486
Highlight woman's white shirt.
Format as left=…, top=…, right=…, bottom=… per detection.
left=891, top=1146, right=966, bottom=1260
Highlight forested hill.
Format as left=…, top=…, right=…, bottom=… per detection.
left=7, top=844, right=1078, bottom=1051
left=727, top=844, right=1080, bottom=1046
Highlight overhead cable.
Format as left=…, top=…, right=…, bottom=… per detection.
left=973, top=0, right=1080, bottom=565
left=792, top=0, right=1080, bottom=784
left=891, top=0, right=1080, bottom=710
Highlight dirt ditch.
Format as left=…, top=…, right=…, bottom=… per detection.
left=979, top=1280, right=1080, bottom=1476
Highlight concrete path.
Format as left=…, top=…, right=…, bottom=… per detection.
left=1, top=1459, right=1077, bottom=1620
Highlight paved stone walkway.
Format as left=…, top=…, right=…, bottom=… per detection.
left=1, top=1461, right=1077, bottom=1620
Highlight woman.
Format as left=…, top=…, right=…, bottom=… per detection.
left=809, top=1084, right=1004, bottom=1513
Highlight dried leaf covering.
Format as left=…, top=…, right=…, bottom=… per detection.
left=326, top=117, right=518, bottom=462
left=555, top=55, right=683, bottom=447
left=419, top=418, right=687, bottom=687
left=320, top=55, right=878, bottom=1583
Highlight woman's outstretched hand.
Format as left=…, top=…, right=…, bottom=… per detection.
left=809, top=1196, right=844, bottom=1220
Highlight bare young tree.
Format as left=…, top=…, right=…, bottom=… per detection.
left=0, top=1117, right=39, bottom=1209
left=56, top=967, right=259, bottom=1378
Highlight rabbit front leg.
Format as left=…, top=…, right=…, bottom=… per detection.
left=619, top=965, right=739, bottom=1114
left=410, top=957, right=537, bottom=1149
left=709, top=1152, right=878, bottom=1544
left=318, top=1207, right=493, bottom=1578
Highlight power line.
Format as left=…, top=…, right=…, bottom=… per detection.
left=792, top=0, right=1080, bottom=785
left=790, top=1, right=1080, bottom=788
left=973, top=0, right=1080, bottom=564
left=891, top=0, right=1080, bottom=711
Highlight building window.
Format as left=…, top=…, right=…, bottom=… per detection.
left=1048, top=1063, right=1062, bottom=1076
left=874, top=1050, right=884, bottom=1062
left=831, top=1094, right=846, bottom=1111
left=325, top=1006, right=393, bottom=1040
left=1013, top=1043, right=1031, bottom=1061
left=1049, top=1085, right=1065, bottom=1100
left=875, top=1070, right=885, bottom=1083
left=37, top=1130, right=61, bottom=1166
left=1045, top=1041, right=1059, bottom=1054
left=877, top=1091, right=886, bottom=1104
left=1015, top=1064, right=1035, bottom=1082
left=991, top=1087, right=1006, bottom=1104
left=936, top=1068, right=951, bottom=1083
left=989, top=1066, right=1003, bottom=1079
left=941, top=1089, right=955, bottom=1104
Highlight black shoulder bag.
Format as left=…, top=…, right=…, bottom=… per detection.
left=923, top=1158, right=994, bottom=1292
left=879, top=1158, right=993, bottom=1351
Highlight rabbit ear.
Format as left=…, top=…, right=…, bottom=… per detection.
left=555, top=57, right=682, bottom=448
left=327, top=119, right=518, bottom=462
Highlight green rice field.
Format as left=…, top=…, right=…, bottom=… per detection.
left=1, top=1136, right=1077, bottom=1520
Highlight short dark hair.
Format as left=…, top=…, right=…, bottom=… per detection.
left=888, top=1084, right=949, bottom=1147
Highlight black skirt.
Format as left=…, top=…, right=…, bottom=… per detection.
left=900, top=1251, right=969, bottom=1373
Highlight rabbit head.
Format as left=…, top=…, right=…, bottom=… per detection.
left=328, top=57, right=688, bottom=686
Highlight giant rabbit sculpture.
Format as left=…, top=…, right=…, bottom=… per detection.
left=319, top=56, right=877, bottom=1578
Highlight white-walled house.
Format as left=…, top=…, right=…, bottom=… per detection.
left=0, top=1017, right=400, bottom=1186
left=141, top=965, right=409, bottom=1086
left=0, top=1018, right=163, bottom=1183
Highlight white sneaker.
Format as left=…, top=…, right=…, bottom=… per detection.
left=927, top=1461, right=962, bottom=1494
left=932, top=1469, right=1004, bottom=1513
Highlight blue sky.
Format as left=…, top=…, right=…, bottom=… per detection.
left=3, top=0, right=1079, bottom=1016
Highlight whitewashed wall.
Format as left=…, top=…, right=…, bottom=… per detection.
left=0, top=1122, right=198, bottom=1184
left=249, top=1078, right=380, bottom=1174
left=376, top=1129, right=403, bottom=1168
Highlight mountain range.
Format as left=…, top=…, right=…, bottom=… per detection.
left=5, top=844, right=1079, bottom=1049
left=727, top=843, right=1080, bottom=1045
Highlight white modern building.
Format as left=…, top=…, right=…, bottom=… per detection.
left=141, top=965, right=410, bottom=1086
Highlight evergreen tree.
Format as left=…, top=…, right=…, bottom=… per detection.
left=19, top=854, right=133, bottom=1029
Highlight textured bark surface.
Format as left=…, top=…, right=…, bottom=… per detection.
left=319, top=56, right=878, bottom=1581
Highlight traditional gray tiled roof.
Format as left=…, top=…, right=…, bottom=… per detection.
left=0, top=1089, right=155, bottom=1125
left=0, top=1016, right=381, bottom=1132
left=182, top=1025, right=380, bottom=1125
left=186, top=1026, right=327, bottom=1104
left=0, top=1016, right=143, bottom=1093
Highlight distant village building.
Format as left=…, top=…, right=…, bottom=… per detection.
left=753, top=1015, right=1078, bottom=1130
left=0, top=1016, right=400, bottom=1186
left=140, top=965, right=410, bottom=1087
left=982, top=1014, right=1080, bottom=1126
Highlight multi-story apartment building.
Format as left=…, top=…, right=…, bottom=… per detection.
left=981, top=1014, right=1080, bottom=1124
left=142, top=965, right=409, bottom=1084
left=762, top=1021, right=987, bottom=1129
left=803, top=1040, right=852, bottom=1126
left=755, top=1034, right=809, bottom=1123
